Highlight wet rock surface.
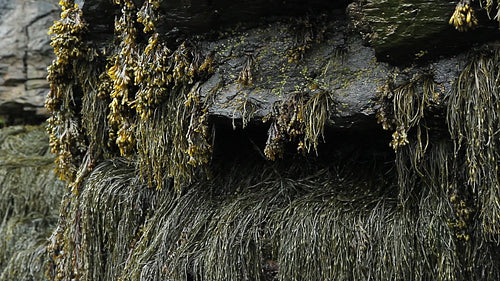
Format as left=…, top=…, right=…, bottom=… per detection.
left=77, top=0, right=497, bottom=130
left=81, top=0, right=348, bottom=38
left=349, top=0, right=500, bottom=63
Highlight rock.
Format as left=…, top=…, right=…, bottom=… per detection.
left=199, top=17, right=392, bottom=128
left=74, top=0, right=497, bottom=132
left=349, top=0, right=500, bottom=63
left=0, top=0, right=494, bottom=129
left=81, top=0, right=347, bottom=40
left=0, top=0, right=59, bottom=124
left=184, top=12, right=465, bottom=130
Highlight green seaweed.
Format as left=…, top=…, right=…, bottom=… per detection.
left=0, top=126, right=64, bottom=280
left=40, top=1, right=500, bottom=281
left=447, top=47, right=500, bottom=240
left=47, top=144, right=500, bottom=281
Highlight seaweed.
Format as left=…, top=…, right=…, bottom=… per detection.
left=107, top=0, right=139, bottom=157
left=135, top=82, right=212, bottom=191
left=46, top=0, right=89, bottom=183
left=232, top=98, right=258, bottom=129
left=449, top=0, right=500, bottom=30
left=481, top=0, right=500, bottom=27
left=449, top=1, right=478, bottom=32
left=302, top=91, right=332, bottom=153
left=0, top=126, right=64, bottom=280
left=47, top=143, right=500, bottom=281
left=447, top=47, right=500, bottom=240
left=377, top=72, right=438, bottom=154
left=264, top=91, right=333, bottom=159
left=286, top=16, right=327, bottom=64
left=39, top=1, right=500, bottom=281
left=237, top=54, right=254, bottom=87
left=45, top=0, right=215, bottom=192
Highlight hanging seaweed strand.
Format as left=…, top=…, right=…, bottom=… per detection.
left=46, top=0, right=88, bottom=183
left=107, top=0, right=138, bottom=157
left=133, top=0, right=214, bottom=190
left=447, top=47, right=500, bottom=240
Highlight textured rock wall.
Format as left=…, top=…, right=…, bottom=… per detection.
left=0, top=0, right=58, bottom=124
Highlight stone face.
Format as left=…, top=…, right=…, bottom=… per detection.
left=0, top=0, right=58, bottom=124
left=74, top=0, right=496, bottom=132
left=188, top=12, right=465, bottom=130
left=351, top=0, right=500, bottom=63
left=198, top=18, right=392, bottom=127
left=82, top=0, right=348, bottom=39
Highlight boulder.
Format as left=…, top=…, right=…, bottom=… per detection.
left=348, top=0, right=500, bottom=63
left=77, top=0, right=498, bottom=130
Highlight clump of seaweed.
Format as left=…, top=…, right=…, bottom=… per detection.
left=449, top=0, right=500, bottom=30
left=264, top=93, right=305, bottom=160
left=482, top=0, right=500, bottom=27
left=133, top=32, right=171, bottom=120
left=375, top=66, right=483, bottom=242
left=53, top=0, right=215, bottom=194
left=132, top=0, right=214, bottom=190
left=135, top=40, right=214, bottom=190
left=46, top=0, right=88, bottom=182
left=391, top=136, right=500, bottom=280
left=134, top=0, right=171, bottom=121
left=0, top=126, right=64, bottom=280
left=286, top=16, right=326, bottom=64
left=264, top=91, right=333, bottom=159
left=135, top=83, right=212, bottom=191
left=185, top=83, right=212, bottom=168
left=376, top=72, right=439, bottom=158
left=375, top=82, right=395, bottom=131
left=107, top=0, right=139, bottom=157
left=78, top=158, right=155, bottom=281
left=137, top=0, right=160, bottom=33
left=81, top=70, right=112, bottom=161
left=232, top=97, right=258, bottom=129
left=237, top=53, right=254, bottom=87
left=263, top=119, right=286, bottom=160
left=447, top=47, right=500, bottom=240
left=449, top=1, right=479, bottom=31
left=45, top=0, right=216, bottom=195
left=302, top=91, right=332, bottom=153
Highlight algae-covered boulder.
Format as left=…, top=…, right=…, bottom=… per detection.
left=2, top=0, right=500, bottom=280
